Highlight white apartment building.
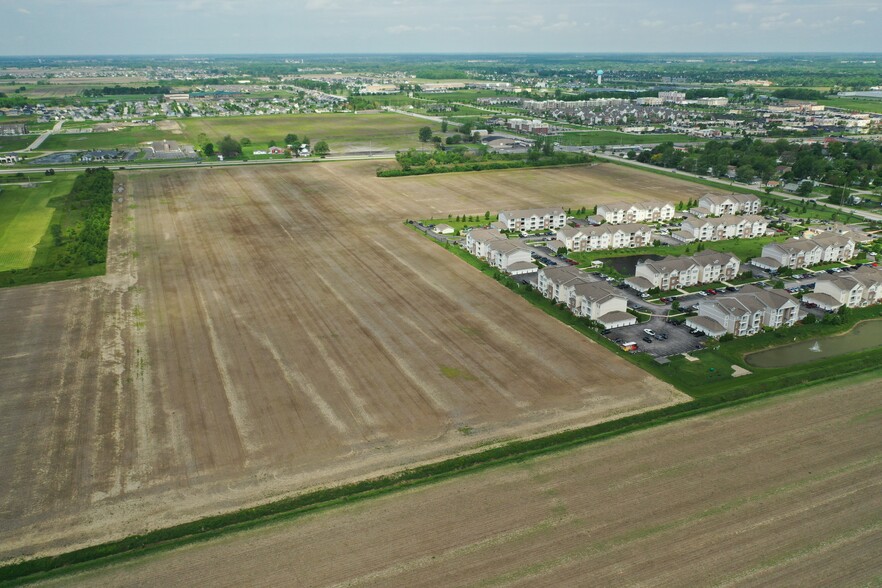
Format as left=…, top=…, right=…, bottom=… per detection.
left=498, top=207, right=566, bottom=231
left=555, top=223, right=653, bottom=252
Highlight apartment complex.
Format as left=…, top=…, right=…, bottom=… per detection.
left=627, top=250, right=741, bottom=292
left=687, top=285, right=800, bottom=337
left=497, top=207, right=567, bottom=231
left=596, top=201, right=675, bottom=225
left=556, top=223, right=653, bottom=252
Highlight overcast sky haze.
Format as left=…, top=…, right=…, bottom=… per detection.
left=2, top=0, right=881, bottom=56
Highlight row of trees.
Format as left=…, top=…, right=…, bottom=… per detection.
left=633, top=137, right=882, bottom=193
left=51, top=168, right=114, bottom=267
left=198, top=133, right=329, bottom=158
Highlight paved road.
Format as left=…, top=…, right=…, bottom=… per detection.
left=23, top=120, right=64, bottom=152
left=590, top=151, right=882, bottom=223
left=0, top=152, right=396, bottom=176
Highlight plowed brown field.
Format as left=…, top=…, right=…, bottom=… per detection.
left=0, top=162, right=698, bottom=562
left=40, top=375, right=882, bottom=588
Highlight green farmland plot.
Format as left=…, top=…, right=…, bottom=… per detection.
left=180, top=112, right=441, bottom=153
left=0, top=176, right=76, bottom=271
left=0, top=134, right=35, bottom=153
left=556, top=131, right=703, bottom=147
left=38, top=126, right=169, bottom=152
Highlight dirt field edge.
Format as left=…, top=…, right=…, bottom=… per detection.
left=4, top=366, right=880, bottom=587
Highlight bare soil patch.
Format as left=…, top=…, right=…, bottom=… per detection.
left=40, top=375, right=882, bottom=587
left=0, top=162, right=690, bottom=562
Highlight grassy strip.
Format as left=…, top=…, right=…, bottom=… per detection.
left=377, top=157, right=592, bottom=177
left=4, top=358, right=880, bottom=586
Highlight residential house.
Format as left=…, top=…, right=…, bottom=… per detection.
left=537, top=266, right=592, bottom=303
left=536, top=266, right=635, bottom=327
left=556, top=223, right=653, bottom=252
left=465, top=228, right=506, bottom=258
left=568, top=281, right=636, bottom=328
left=486, top=240, right=535, bottom=275
left=498, top=207, right=566, bottom=231
left=687, top=285, right=800, bottom=337
left=675, top=214, right=768, bottom=243
left=596, top=201, right=675, bottom=225
left=758, top=235, right=855, bottom=270
left=803, top=266, right=882, bottom=310
left=629, top=250, right=740, bottom=291
left=697, top=193, right=762, bottom=216
left=432, top=224, right=455, bottom=235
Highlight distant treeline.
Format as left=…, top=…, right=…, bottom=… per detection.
left=772, top=88, right=828, bottom=101
left=378, top=148, right=591, bottom=177
left=82, top=85, right=171, bottom=97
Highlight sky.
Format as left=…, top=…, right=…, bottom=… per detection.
left=1, top=0, right=881, bottom=56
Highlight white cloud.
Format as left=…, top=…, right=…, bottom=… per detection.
left=852, top=18, right=865, bottom=24
left=18, top=7, right=31, bottom=14
left=639, top=19, right=665, bottom=28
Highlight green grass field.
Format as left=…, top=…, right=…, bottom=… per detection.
left=568, top=234, right=790, bottom=274
left=0, top=134, right=35, bottom=153
left=0, top=176, right=76, bottom=271
left=557, top=131, right=703, bottom=147
left=818, top=97, right=882, bottom=114
left=179, top=112, right=440, bottom=153
left=39, top=127, right=168, bottom=152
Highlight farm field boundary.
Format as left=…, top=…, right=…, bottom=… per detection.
left=2, top=360, right=878, bottom=586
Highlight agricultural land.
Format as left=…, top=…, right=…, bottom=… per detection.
left=0, top=161, right=707, bottom=564
left=34, top=371, right=882, bottom=587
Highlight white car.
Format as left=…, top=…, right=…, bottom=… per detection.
left=698, top=291, right=708, bottom=296
left=643, top=328, right=656, bottom=336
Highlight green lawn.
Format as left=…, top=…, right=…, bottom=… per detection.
left=557, top=131, right=703, bottom=147
left=180, top=112, right=441, bottom=153
left=39, top=127, right=169, bottom=152
left=0, top=134, right=35, bottom=153
left=0, top=176, right=77, bottom=271
left=818, top=98, right=882, bottom=114
left=569, top=235, right=789, bottom=274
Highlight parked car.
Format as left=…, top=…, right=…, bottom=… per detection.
left=643, top=328, right=656, bottom=336
left=698, top=291, right=708, bottom=297
left=726, top=286, right=738, bottom=292
left=642, top=336, right=653, bottom=343
left=601, top=329, right=612, bottom=335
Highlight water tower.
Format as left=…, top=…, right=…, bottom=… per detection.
left=596, top=69, right=604, bottom=85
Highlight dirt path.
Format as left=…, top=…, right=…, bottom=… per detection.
left=38, top=374, right=882, bottom=587
left=0, top=162, right=698, bottom=562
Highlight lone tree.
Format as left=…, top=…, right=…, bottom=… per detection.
left=218, top=135, right=242, bottom=159
left=313, top=141, right=330, bottom=157
left=441, top=120, right=448, bottom=133
left=284, top=133, right=298, bottom=146
left=203, top=143, right=215, bottom=156
left=418, top=126, right=433, bottom=142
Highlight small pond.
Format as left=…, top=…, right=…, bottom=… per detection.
left=597, top=254, right=664, bottom=277
left=744, top=319, right=882, bottom=369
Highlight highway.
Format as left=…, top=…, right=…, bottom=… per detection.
left=0, top=152, right=396, bottom=176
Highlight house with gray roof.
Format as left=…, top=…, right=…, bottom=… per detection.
left=630, top=250, right=740, bottom=291
left=687, top=285, right=799, bottom=337
left=803, top=266, right=882, bottom=310
left=698, top=193, right=762, bottom=216
left=597, top=201, right=675, bottom=225
left=497, top=207, right=566, bottom=231
left=556, top=223, right=653, bottom=252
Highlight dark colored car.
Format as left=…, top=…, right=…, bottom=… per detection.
left=642, top=336, right=653, bottom=343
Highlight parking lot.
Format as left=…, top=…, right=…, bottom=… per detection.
left=605, top=315, right=706, bottom=358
